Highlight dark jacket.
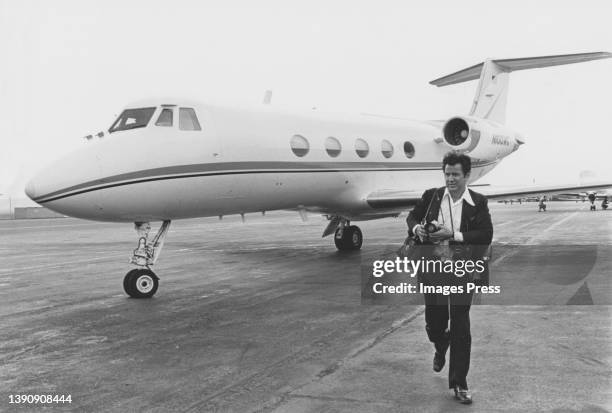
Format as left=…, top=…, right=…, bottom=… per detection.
left=407, top=187, right=493, bottom=246
left=407, top=187, right=493, bottom=283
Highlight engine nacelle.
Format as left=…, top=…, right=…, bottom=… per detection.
left=441, top=115, right=524, bottom=160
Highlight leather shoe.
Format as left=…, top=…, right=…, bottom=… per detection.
left=433, top=351, right=445, bottom=372
left=453, top=386, right=472, bottom=404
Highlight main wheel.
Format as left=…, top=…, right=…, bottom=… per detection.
left=334, top=225, right=363, bottom=251
left=123, top=268, right=159, bottom=298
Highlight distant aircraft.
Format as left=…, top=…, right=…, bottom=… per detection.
left=25, top=52, right=612, bottom=298
left=556, top=189, right=612, bottom=210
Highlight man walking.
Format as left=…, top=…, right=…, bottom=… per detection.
left=406, top=151, right=493, bottom=404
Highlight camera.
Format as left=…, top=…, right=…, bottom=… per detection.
left=424, top=221, right=441, bottom=234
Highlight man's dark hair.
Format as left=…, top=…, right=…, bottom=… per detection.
left=442, top=151, right=471, bottom=175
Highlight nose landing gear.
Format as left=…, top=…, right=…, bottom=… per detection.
left=123, top=220, right=171, bottom=298
left=123, top=268, right=159, bottom=298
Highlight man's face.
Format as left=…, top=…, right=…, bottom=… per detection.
left=444, top=163, right=469, bottom=194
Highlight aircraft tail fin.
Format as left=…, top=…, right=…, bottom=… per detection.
left=430, top=52, right=612, bottom=124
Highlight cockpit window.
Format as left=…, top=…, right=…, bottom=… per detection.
left=155, top=108, right=173, bottom=127
left=179, top=107, right=202, bottom=131
left=108, top=107, right=156, bottom=133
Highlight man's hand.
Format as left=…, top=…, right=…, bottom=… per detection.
left=427, top=226, right=453, bottom=242
left=414, top=224, right=428, bottom=240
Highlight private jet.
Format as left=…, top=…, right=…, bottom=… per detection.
left=25, top=52, right=612, bottom=298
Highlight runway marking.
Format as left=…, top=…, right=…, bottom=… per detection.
left=491, top=248, right=517, bottom=267
left=490, top=212, right=577, bottom=266
left=492, top=210, right=560, bottom=228
left=525, top=211, right=578, bottom=245
left=495, top=220, right=517, bottom=228
left=493, top=213, right=556, bottom=242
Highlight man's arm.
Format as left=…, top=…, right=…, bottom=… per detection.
left=461, top=196, right=493, bottom=246
left=406, top=189, right=434, bottom=236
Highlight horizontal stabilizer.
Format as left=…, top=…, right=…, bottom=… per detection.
left=429, top=51, right=611, bottom=124
left=430, top=52, right=612, bottom=87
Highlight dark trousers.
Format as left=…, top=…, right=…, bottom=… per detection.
left=424, top=291, right=473, bottom=389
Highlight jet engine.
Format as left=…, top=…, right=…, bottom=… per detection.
left=440, top=115, right=524, bottom=160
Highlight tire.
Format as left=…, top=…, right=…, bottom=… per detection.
left=334, top=226, right=363, bottom=251
left=123, top=268, right=159, bottom=298
left=334, top=227, right=346, bottom=250
left=348, top=225, right=363, bottom=250
left=123, top=269, right=139, bottom=296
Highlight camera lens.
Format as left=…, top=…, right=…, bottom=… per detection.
left=424, top=223, right=438, bottom=233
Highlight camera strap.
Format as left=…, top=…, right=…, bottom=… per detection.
left=438, top=192, right=455, bottom=234
left=422, top=188, right=441, bottom=225
left=447, top=195, right=455, bottom=234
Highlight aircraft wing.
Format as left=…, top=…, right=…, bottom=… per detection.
left=474, top=182, right=612, bottom=201
left=365, top=181, right=612, bottom=208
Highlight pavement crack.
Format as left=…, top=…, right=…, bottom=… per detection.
left=285, top=393, right=392, bottom=405
left=577, top=355, right=608, bottom=368
left=257, top=308, right=425, bottom=412
left=316, top=307, right=424, bottom=379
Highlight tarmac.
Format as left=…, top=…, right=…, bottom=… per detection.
left=0, top=202, right=610, bottom=412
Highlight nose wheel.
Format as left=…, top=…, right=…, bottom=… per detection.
left=123, top=268, right=159, bottom=298
left=124, top=220, right=171, bottom=298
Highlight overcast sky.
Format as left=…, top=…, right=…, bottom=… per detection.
left=1, top=0, right=611, bottom=199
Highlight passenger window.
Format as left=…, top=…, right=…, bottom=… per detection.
left=404, top=141, right=415, bottom=158
left=179, top=108, right=202, bottom=131
left=155, top=108, right=173, bottom=127
left=325, top=137, right=342, bottom=157
left=355, top=138, right=369, bottom=158
left=381, top=140, right=394, bottom=158
left=290, top=135, right=310, bottom=157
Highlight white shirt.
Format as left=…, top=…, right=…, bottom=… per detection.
left=413, top=187, right=474, bottom=242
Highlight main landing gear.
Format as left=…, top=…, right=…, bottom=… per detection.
left=124, top=220, right=171, bottom=298
left=334, top=225, right=363, bottom=250
left=323, top=216, right=362, bottom=251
